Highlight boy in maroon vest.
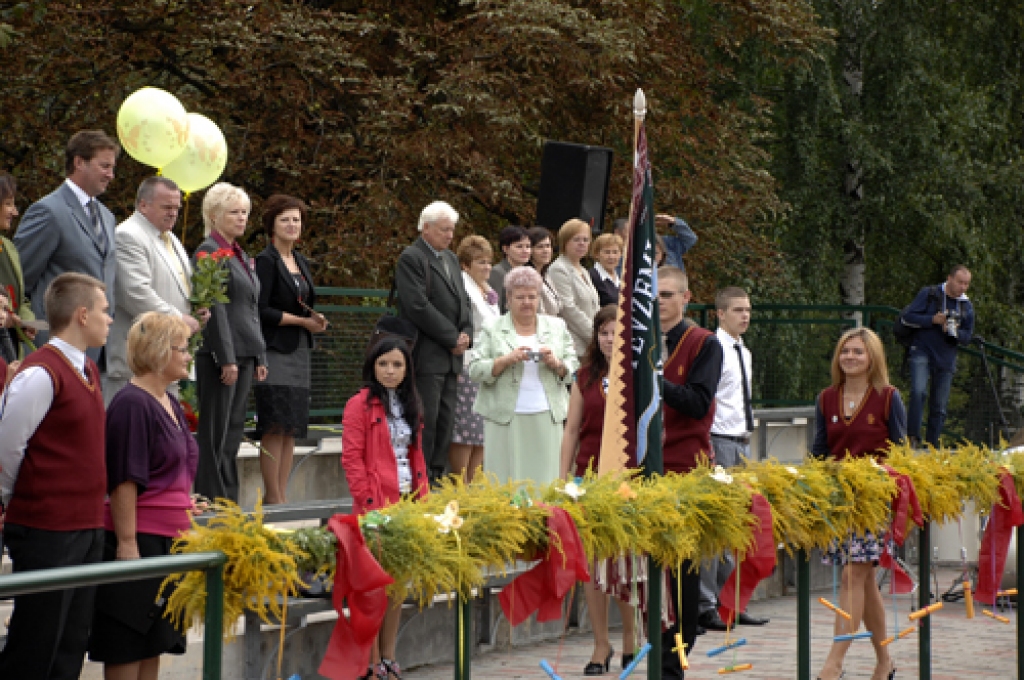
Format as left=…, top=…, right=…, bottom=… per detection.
left=0, top=272, right=112, bottom=679
left=657, top=265, right=723, bottom=680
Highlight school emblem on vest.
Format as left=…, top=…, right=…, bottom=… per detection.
left=867, top=414, right=876, bottom=424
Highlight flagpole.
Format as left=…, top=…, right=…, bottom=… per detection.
left=633, top=88, right=664, bottom=680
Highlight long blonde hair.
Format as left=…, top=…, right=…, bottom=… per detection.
left=830, top=327, right=890, bottom=392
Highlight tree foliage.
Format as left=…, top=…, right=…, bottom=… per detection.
left=0, top=0, right=828, bottom=298
left=770, top=0, right=1024, bottom=344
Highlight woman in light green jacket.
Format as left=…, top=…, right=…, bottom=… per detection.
left=469, top=266, right=578, bottom=486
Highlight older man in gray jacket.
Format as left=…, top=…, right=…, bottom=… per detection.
left=395, top=201, right=474, bottom=484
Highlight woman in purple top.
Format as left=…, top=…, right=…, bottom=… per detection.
left=88, top=312, right=199, bottom=679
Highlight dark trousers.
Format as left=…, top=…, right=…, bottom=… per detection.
left=415, top=371, right=458, bottom=480
left=194, top=354, right=255, bottom=503
left=661, top=560, right=701, bottom=680
left=0, top=524, right=104, bottom=679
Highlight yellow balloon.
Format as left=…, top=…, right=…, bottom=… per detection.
left=161, top=113, right=228, bottom=194
left=116, top=87, right=189, bottom=169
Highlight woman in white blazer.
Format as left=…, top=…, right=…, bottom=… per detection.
left=546, top=219, right=600, bottom=357
left=469, top=266, right=578, bottom=486
left=450, top=235, right=500, bottom=481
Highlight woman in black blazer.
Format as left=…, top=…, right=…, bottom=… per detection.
left=588, top=232, right=624, bottom=308
left=193, top=183, right=268, bottom=504
left=253, top=194, right=328, bottom=504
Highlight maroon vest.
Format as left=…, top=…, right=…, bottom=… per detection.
left=819, top=384, right=895, bottom=460
left=5, top=345, right=106, bottom=531
left=574, top=369, right=606, bottom=477
left=663, top=325, right=716, bottom=473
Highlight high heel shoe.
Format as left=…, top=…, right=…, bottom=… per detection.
left=621, top=651, right=636, bottom=670
left=584, top=647, right=614, bottom=675
left=872, top=660, right=896, bottom=680
left=376, top=659, right=403, bottom=680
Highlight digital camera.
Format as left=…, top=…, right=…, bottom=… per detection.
left=944, top=309, right=961, bottom=344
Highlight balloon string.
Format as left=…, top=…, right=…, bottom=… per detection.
left=181, top=192, right=191, bottom=245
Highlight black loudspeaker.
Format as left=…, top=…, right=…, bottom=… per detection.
left=535, top=141, right=614, bottom=235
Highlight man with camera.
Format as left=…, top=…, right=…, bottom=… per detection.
left=902, top=265, right=974, bottom=447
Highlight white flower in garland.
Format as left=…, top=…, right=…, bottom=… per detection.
left=710, top=465, right=734, bottom=485
left=560, top=481, right=587, bottom=500
left=429, top=500, right=464, bottom=534
left=786, top=466, right=800, bottom=476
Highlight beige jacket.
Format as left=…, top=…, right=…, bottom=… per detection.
left=545, top=254, right=600, bottom=357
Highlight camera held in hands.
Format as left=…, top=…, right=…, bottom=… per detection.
left=524, top=350, right=544, bottom=362
left=944, top=309, right=961, bottom=344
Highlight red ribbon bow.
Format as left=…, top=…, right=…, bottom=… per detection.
left=500, top=505, right=590, bottom=626
left=718, top=493, right=777, bottom=626
left=873, top=464, right=924, bottom=594
left=975, top=469, right=1024, bottom=605
left=883, top=464, right=924, bottom=546
left=318, top=514, right=394, bottom=680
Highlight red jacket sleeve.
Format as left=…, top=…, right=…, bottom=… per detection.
left=342, top=391, right=375, bottom=512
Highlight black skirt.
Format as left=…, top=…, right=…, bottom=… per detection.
left=88, top=531, right=187, bottom=664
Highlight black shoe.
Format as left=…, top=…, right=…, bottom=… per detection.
left=621, top=652, right=635, bottom=670
left=698, top=610, right=729, bottom=632
left=583, top=647, right=613, bottom=675
left=737, top=611, right=769, bottom=625
left=696, top=624, right=707, bottom=636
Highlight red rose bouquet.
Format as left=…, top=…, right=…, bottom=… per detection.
left=188, top=248, right=233, bottom=352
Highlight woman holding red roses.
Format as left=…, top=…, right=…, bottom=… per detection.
left=191, top=182, right=267, bottom=504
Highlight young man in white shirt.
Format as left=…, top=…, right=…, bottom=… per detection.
left=0, top=272, right=112, bottom=679
left=697, top=286, right=769, bottom=632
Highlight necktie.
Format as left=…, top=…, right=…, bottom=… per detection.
left=735, top=343, right=755, bottom=433
left=87, top=199, right=108, bottom=253
left=161, top=232, right=190, bottom=293
left=438, top=252, right=453, bottom=284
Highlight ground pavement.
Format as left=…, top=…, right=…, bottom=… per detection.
left=406, top=566, right=1019, bottom=680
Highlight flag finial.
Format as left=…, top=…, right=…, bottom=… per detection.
left=633, top=89, right=647, bottom=119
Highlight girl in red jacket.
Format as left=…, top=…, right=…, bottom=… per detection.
left=342, top=335, right=428, bottom=680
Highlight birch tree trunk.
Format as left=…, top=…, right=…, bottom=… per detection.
left=839, top=1, right=867, bottom=326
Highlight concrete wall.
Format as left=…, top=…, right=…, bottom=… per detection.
left=237, top=438, right=349, bottom=509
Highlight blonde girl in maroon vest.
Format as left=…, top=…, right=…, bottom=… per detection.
left=812, top=327, right=906, bottom=680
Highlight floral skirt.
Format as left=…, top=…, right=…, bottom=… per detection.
left=452, top=368, right=485, bottom=446
left=822, top=530, right=883, bottom=565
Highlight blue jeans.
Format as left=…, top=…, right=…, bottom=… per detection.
left=907, top=351, right=954, bottom=446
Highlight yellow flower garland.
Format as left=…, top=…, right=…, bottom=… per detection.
left=163, top=443, right=1024, bottom=633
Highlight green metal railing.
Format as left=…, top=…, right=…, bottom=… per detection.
left=0, top=552, right=227, bottom=680
left=304, top=292, right=1024, bottom=446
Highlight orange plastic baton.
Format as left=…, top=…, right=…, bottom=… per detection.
left=908, top=602, right=943, bottom=621
left=818, top=597, right=852, bottom=620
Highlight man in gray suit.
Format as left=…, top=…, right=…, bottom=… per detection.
left=395, top=201, right=473, bottom=483
left=14, top=130, right=119, bottom=365
left=105, top=177, right=203, bottom=403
